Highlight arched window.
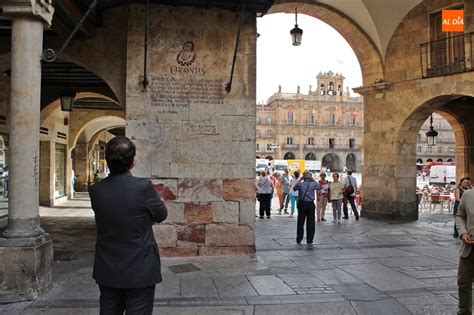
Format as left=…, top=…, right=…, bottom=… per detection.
left=416, top=158, right=423, bottom=164
left=284, top=152, right=295, bottom=160
left=437, top=158, right=443, bottom=162
left=328, top=82, right=334, bottom=95
left=447, top=159, right=453, bottom=162
left=427, top=158, right=433, bottom=162
left=320, top=84, right=325, bottom=95
left=305, top=152, right=316, bottom=160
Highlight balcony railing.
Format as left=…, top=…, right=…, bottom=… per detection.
left=282, top=144, right=299, bottom=150
left=420, top=32, right=473, bottom=78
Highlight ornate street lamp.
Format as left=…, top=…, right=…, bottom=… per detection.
left=59, top=68, right=75, bottom=112
left=290, top=8, right=303, bottom=46
left=59, top=88, right=76, bottom=112
left=425, top=114, right=438, bottom=146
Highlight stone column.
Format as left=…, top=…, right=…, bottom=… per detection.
left=0, top=0, right=54, bottom=302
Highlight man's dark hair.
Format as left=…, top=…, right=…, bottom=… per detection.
left=347, top=169, right=353, bottom=175
left=105, top=136, right=136, bottom=174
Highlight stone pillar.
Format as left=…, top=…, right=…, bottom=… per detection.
left=73, top=141, right=89, bottom=191
left=0, top=0, right=54, bottom=302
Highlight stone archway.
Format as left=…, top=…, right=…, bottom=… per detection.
left=265, top=156, right=274, bottom=160
left=305, top=152, right=316, bottom=160
left=416, top=158, right=423, bottom=164
left=322, top=153, right=341, bottom=171
left=284, top=152, right=295, bottom=160
left=346, top=153, right=356, bottom=171
left=363, top=95, right=473, bottom=221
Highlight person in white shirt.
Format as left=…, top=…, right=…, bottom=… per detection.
left=257, top=171, right=274, bottom=219
left=342, top=169, right=359, bottom=220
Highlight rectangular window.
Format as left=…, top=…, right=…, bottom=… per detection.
left=329, top=138, right=335, bottom=149
left=265, top=130, right=273, bottom=137
left=329, top=113, right=335, bottom=125
left=266, top=143, right=272, bottom=151
left=417, top=134, right=422, bottom=142
left=286, top=137, right=293, bottom=145
left=287, top=112, right=294, bottom=124
left=307, top=112, right=314, bottom=125
left=427, top=146, right=432, bottom=153
left=256, top=143, right=260, bottom=151
left=307, top=137, right=314, bottom=145
left=438, top=146, right=443, bottom=153
left=266, top=117, right=272, bottom=125
left=349, top=139, right=355, bottom=149
left=256, top=117, right=260, bottom=124
left=417, top=146, right=422, bottom=153
left=256, top=130, right=261, bottom=137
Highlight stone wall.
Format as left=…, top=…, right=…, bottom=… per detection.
left=125, top=5, right=257, bottom=256
left=361, top=0, right=474, bottom=220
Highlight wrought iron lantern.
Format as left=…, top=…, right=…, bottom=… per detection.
left=59, top=88, right=75, bottom=112
left=290, top=8, right=303, bottom=46
left=425, top=114, right=438, bottom=146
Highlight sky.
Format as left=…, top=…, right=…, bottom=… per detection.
left=256, top=13, right=363, bottom=104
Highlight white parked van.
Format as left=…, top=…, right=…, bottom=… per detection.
left=429, top=165, right=456, bottom=185
left=256, top=159, right=269, bottom=172
left=272, top=160, right=288, bottom=174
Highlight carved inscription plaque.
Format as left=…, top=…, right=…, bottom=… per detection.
left=148, top=75, right=224, bottom=114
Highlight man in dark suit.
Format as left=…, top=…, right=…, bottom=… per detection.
left=89, top=136, right=168, bottom=314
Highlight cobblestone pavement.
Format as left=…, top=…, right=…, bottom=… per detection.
left=0, top=196, right=468, bottom=314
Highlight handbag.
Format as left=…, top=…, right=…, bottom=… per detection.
left=345, top=176, right=355, bottom=196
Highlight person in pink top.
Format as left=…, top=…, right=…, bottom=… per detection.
left=317, top=172, right=330, bottom=222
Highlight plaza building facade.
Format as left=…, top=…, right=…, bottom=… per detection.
left=256, top=72, right=364, bottom=172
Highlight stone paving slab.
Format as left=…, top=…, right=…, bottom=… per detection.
left=213, top=276, right=258, bottom=297
left=246, top=275, right=295, bottom=295
left=351, top=298, right=412, bottom=315
left=310, top=268, right=361, bottom=285
left=253, top=302, right=357, bottom=315
left=341, top=263, right=427, bottom=291
left=245, top=293, right=344, bottom=305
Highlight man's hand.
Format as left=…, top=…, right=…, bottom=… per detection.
left=461, top=233, right=473, bottom=244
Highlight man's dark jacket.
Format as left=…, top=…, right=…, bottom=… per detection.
left=88, top=172, right=168, bottom=288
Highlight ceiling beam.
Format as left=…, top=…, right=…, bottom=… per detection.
left=54, top=0, right=96, bottom=37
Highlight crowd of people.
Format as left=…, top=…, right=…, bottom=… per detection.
left=256, top=169, right=360, bottom=244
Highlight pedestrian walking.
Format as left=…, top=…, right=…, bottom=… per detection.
left=274, top=173, right=284, bottom=215
left=292, top=171, right=321, bottom=244
left=279, top=170, right=290, bottom=214
left=455, top=189, right=474, bottom=315
left=342, top=170, right=360, bottom=220
left=288, top=171, right=300, bottom=217
left=453, top=177, right=471, bottom=238
left=257, top=171, right=274, bottom=219
left=329, top=173, right=344, bottom=223
left=88, top=136, right=168, bottom=315
left=317, top=172, right=329, bottom=222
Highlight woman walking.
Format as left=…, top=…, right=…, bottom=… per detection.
left=453, top=177, right=471, bottom=238
left=288, top=171, right=300, bottom=217
left=329, top=173, right=344, bottom=223
left=317, top=172, right=330, bottom=222
left=257, top=171, right=274, bottom=219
